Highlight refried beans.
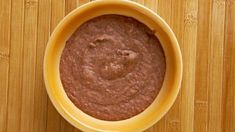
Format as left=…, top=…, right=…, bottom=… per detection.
left=59, top=15, right=166, bottom=121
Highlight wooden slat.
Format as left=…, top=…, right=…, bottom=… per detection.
left=143, top=0, right=156, bottom=11
left=180, top=0, right=198, bottom=132
left=20, top=0, right=38, bottom=132
left=222, top=1, right=235, bottom=132
left=6, top=0, right=24, bottom=132
left=66, top=0, right=77, bottom=14
left=77, top=0, right=90, bottom=6
left=133, top=0, right=144, bottom=5
left=0, top=0, right=11, bottom=131
left=194, top=0, right=212, bottom=132
left=33, top=0, right=51, bottom=132
left=165, top=0, right=185, bottom=131
left=60, top=119, right=74, bottom=132
left=73, top=128, right=82, bottom=132
left=208, top=0, right=226, bottom=132
left=47, top=102, right=61, bottom=132
left=157, top=0, right=172, bottom=26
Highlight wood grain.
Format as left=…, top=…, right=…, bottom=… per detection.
left=180, top=0, right=198, bottom=132
left=33, top=0, right=51, bottom=132
left=208, top=0, right=226, bottom=132
left=194, top=0, right=212, bottom=131
left=165, top=0, right=184, bottom=131
left=6, top=0, right=24, bottom=131
left=0, top=0, right=11, bottom=132
left=0, top=0, right=235, bottom=132
left=222, top=0, right=235, bottom=132
left=20, top=0, right=38, bottom=131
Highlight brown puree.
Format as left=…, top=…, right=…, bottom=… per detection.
left=60, top=15, right=166, bottom=121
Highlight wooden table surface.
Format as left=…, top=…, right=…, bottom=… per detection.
left=0, top=0, right=235, bottom=132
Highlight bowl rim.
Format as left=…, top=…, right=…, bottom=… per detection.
left=44, top=0, right=183, bottom=131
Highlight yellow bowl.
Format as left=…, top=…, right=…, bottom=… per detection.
left=44, top=0, right=183, bottom=131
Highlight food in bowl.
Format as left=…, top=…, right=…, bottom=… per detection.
left=59, top=14, right=166, bottom=121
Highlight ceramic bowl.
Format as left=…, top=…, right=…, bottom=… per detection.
left=44, top=0, right=183, bottom=131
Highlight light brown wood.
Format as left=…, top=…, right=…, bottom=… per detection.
left=194, top=0, right=211, bottom=131
left=77, top=0, right=90, bottom=6
left=222, top=1, right=235, bottom=132
left=0, top=0, right=11, bottom=132
left=33, top=0, right=51, bottom=132
left=20, top=0, right=38, bottom=131
left=180, top=0, right=198, bottom=131
left=165, top=0, right=184, bottom=132
left=7, top=0, right=24, bottom=131
left=0, top=0, right=235, bottom=132
left=208, top=1, right=226, bottom=132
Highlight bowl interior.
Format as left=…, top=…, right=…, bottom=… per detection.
left=44, top=0, right=182, bottom=131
